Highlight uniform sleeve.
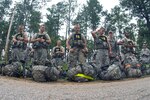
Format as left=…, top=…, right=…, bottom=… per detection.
left=45, top=34, right=51, bottom=40
left=61, top=46, right=65, bottom=52
left=32, top=33, right=37, bottom=39
left=81, top=34, right=86, bottom=44
left=52, top=47, right=55, bottom=54
left=23, top=32, right=28, bottom=39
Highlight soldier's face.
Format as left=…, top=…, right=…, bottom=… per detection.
left=19, top=26, right=24, bottom=32
left=109, top=32, right=113, bottom=37
left=57, top=41, right=61, bottom=46
left=40, top=25, right=45, bottom=32
left=143, top=44, right=147, bottom=48
left=74, top=25, right=80, bottom=33
left=125, top=33, right=129, bottom=38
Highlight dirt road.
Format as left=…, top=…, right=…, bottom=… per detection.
left=0, top=76, right=150, bottom=100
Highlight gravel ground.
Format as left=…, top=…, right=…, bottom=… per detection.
left=0, top=76, right=150, bottom=100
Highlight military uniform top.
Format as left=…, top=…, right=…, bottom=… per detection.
left=94, top=34, right=108, bottom=50
left=108, top=37, right=119, bottom=57
left=120, top=37, right=135, bottom=54
left=32, top=32, right=50, bottom=49
left=32, top=32, right=50, bottom=40
left=12, top=32, right=27, bottom=49
left=140, top=48, right=150, bottom=57
left=68, top=32, right=86, bottom=49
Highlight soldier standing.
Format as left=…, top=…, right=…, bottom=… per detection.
left=108, top=31, right=120, bottom=65
left=31, top=24, right=51, bottom=65
left=66, top=24, right=88, bottom=68
left=91, top=27, right=112, bottom=71
left=10, top=25, right=28, bottom=63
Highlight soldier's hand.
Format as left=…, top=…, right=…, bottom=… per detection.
left=40, top=38, right=45, bottom=42
left=109, top=51, right=112, bottom=56
left=13, top=39, right=17, bottom=43
left=115, top=56, right=120, bottom=60
left=82, top=49, right=88, bottom=53
left=69, top=48, right=74, bottom=53
left=36, top=38, right=41, bottom=41
left=18, top=37, right=24, bottom=41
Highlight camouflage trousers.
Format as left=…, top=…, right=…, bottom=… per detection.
left=95, top=49, right=110, bottom=69
left=33, top=48, right=48, bottom=65
left=68, top=49, right=86, bottom=68
left=52, top=58, right=64, bottom=67
left=32, top=65, right=60, bottom=82
left=10, top=48, right=25, bottom=62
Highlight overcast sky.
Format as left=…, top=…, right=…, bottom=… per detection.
left=13, top=0, right=120, bottom=38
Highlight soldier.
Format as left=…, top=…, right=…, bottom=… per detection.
left=108, top=31, right=120, bottom=64
left=3, top=25, right=28, bottom=77
left=118, top=32, right=136, bottom=62
left=91, top=27, right=112, bottom=74
left=118, top=32, right=142, bottom=78
left=31, top=24, right=51, bottom=65
left=66, top=24, right=88, bottom=68
left=52, top=40, right=65, bottom=66
left=102, top=31, right=125, bottom=80
left=140, top=42, right=150, bottom=75
left=140, top=42, right=150, bottom=63
left=10, top=25, right=28, bottom=63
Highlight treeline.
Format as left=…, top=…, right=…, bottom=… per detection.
left=0, top=0, right=150, bottom=60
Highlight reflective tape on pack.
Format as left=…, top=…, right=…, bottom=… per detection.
left=75, top=73, right=94, bottom=80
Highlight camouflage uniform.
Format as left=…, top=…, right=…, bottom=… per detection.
left=120, top=37, right=142, bottom=77
left=10, top=33, right=27, bottom=62
left=140, top=48, right=150, bottom=75
left=140, top=48, right=150, bottom=64
left=124, top=53, right=142, bottom=77
left=98, top=37, right=125, bottom=80
left=108, top=37, right=120, bottom=65
left=52, top=46, right=64, bottom=66
left=32, top=65, right=60, bottom=82
left=120, top=37, right=135, bottom=61
left=32, top=32, right=50, bottom=65
left=68, top=33, right=87, bottom=68
left=94, top=34, right=110, bottom=69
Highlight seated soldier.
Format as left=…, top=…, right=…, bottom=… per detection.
left=52, top=40, right=65, bottom=66
left=140, top=42, right=150, bottom=75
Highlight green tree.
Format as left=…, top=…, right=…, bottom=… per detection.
left=86, top=0, right=103, bottom=30
left=74, top=5, right=88, bottom=36
left=46, top=1, right=68, bottom=48
left=119, top=0, right=150, bottom=48
left=120, top=0, right=150, bottom=32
